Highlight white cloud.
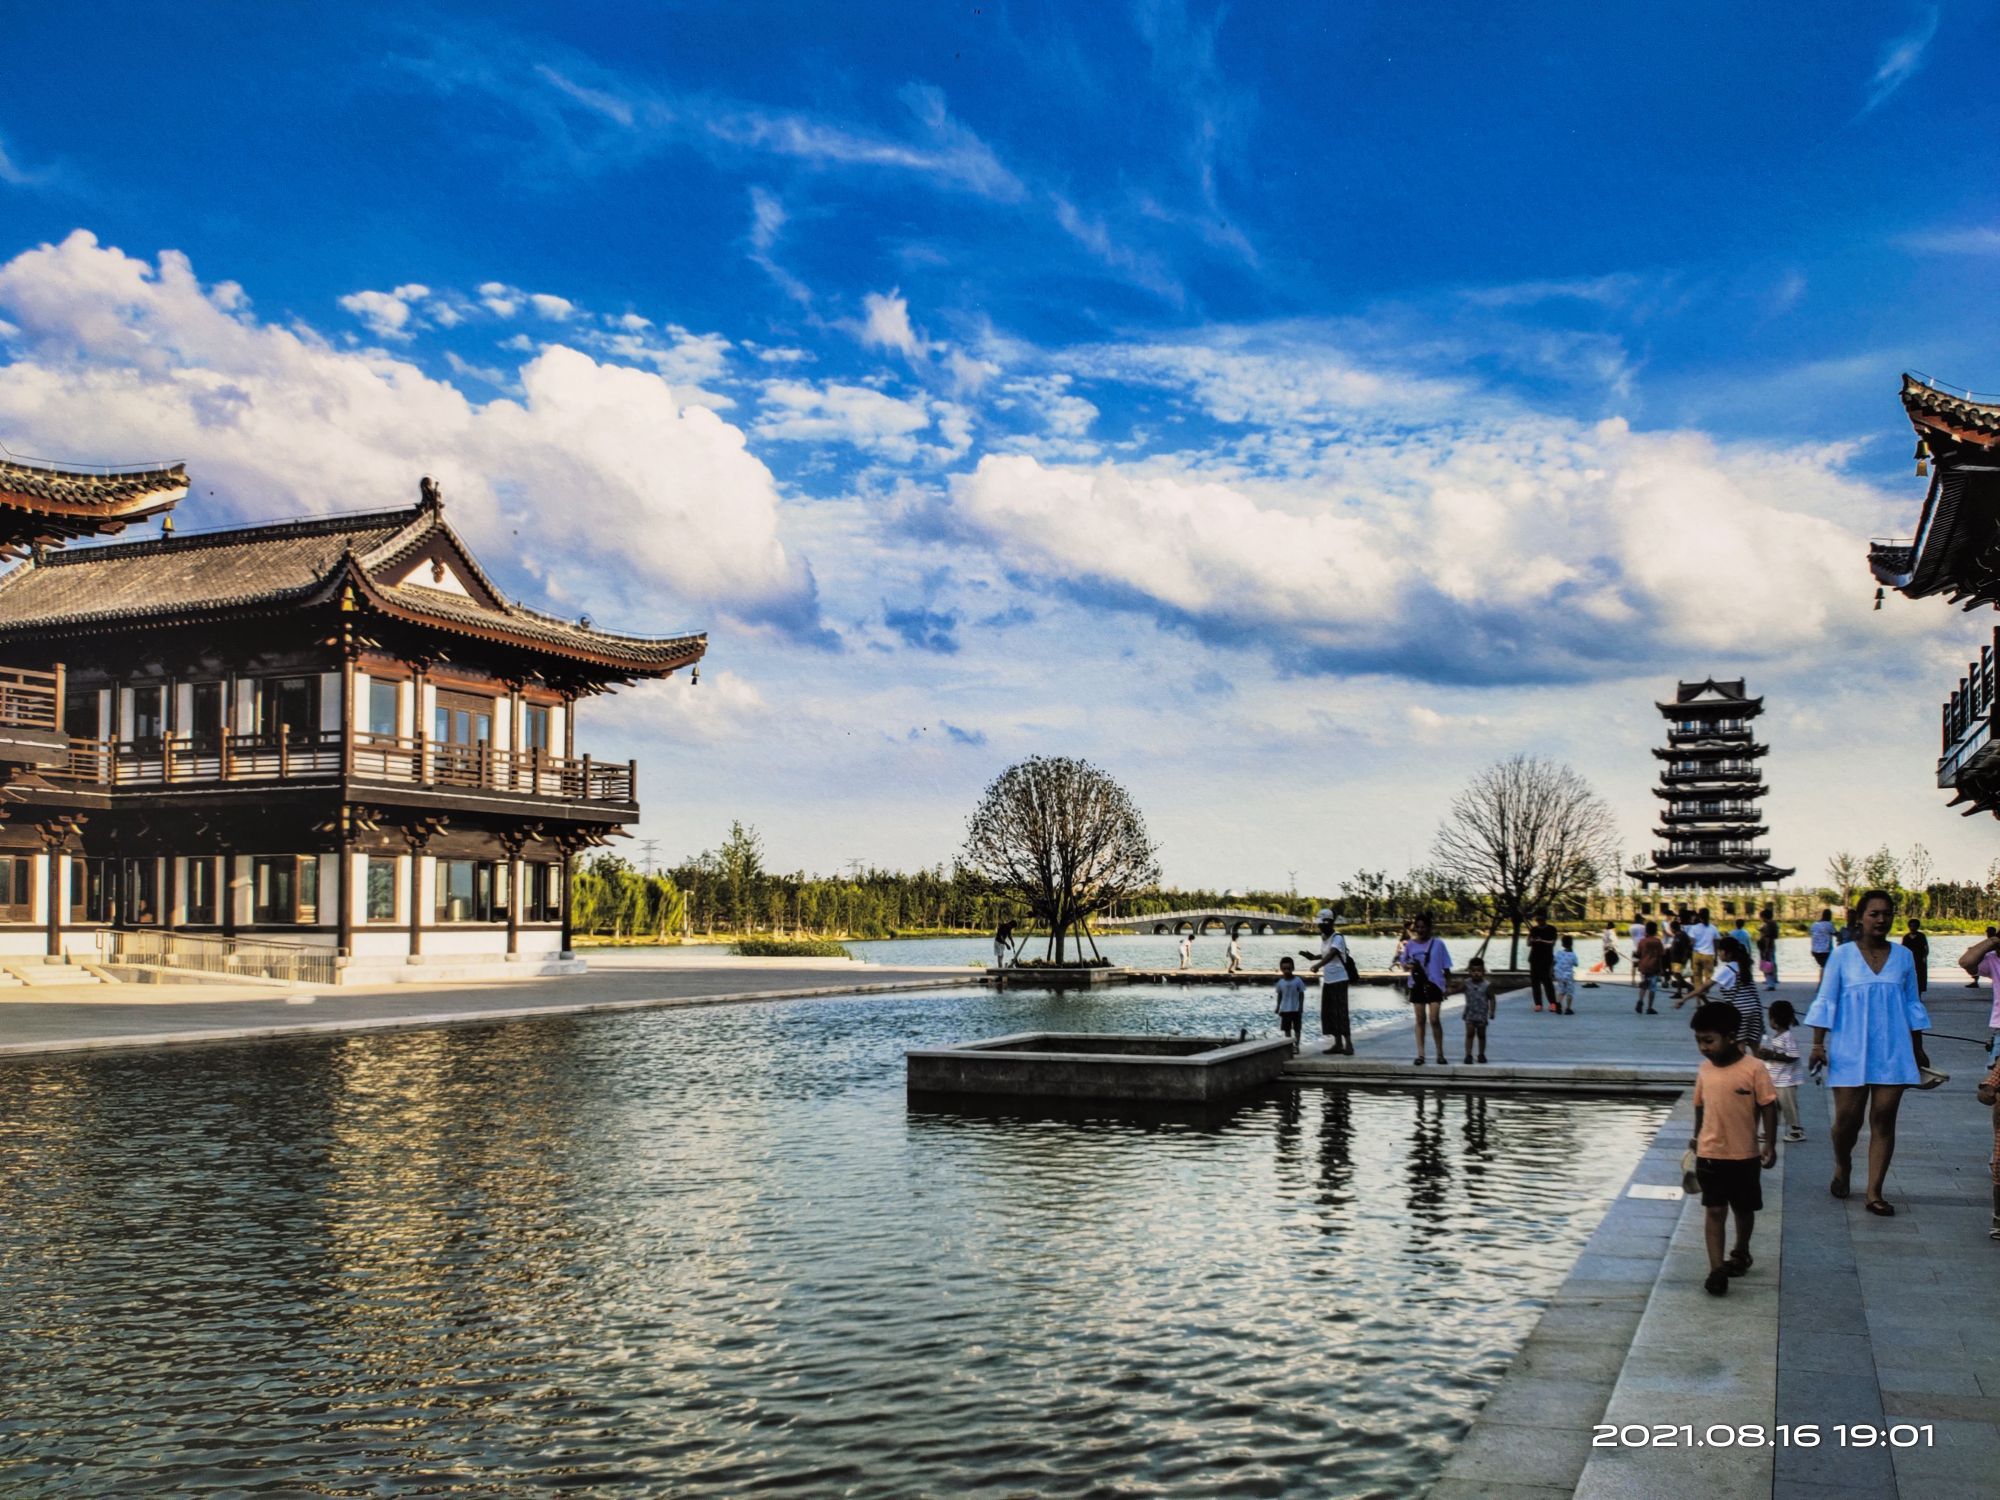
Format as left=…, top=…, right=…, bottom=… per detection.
left=1866, top=9, right=1938, bottom=111
left=754, top=379, right=934, bottom=460
left=946, top=348, right=1000, bottom=394
left=1901, top=225, right=2000, bottom=256
left=0, top=231, right=822, bottom=639
left=859, top=289, right=928, bottom=359
left=338, top=285, right=431, bottom=341
left=0, top=134, right=42, bottom=187
left=478, top=281, right=521, bottom=317
left=616, top=668, right=766, bottom=744
left=946, top=414, right=1927, bottom=685
left=528, top=292, right=577, bottom=321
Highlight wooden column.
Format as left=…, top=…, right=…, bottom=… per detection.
left=506, top=855, right=522, bottom=956
left=43, top=842, right=62, bottom=958
left=560, top=848, right=574, bottom=956
left=408, top=845, right=424, bottom=957
left=334, top=846, right=352, bottom=957
left=162, top=856, right=177, bottom=932
left=221, top=850, right=237, bottom=938
left=341, top=657, right=357, bottom=779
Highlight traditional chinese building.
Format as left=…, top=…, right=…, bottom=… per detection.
left=0, top=466, right=704, bottom=981
left=1629, top=678, right=1793, bottom=890
left=1871, top=374, right=2000, bottom=817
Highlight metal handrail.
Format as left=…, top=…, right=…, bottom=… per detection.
left=101, top=927, right=339, bottom=986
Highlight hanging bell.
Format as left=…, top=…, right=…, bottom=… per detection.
left=1915, top=438, right=1930, bottom=477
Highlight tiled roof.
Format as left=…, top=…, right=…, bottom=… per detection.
left=1903, top=374, right=2000, bottom=445
left=0, top=511, right=402, bottom=630
left=0, top=455, right=189, bottom=510
left=0, top=501, right=706, bottom=674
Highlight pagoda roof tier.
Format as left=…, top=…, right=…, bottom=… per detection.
left=1629, top=858, right=1795, bottom=886
left=0, top=449, right=188, bottom=557
left=1653, top=782, right=1767, bottom=799
left=0, top=489, right=705, bottom=678
left=1655, top=679, right=1762, bottom=712
left=1652, top=825, right=1769, bottom=840
left=1653, top=743, right=1769, bottom=761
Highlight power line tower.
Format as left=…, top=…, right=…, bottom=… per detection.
left=638, top=839, right=661, bottom=876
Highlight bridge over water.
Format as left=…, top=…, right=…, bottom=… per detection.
left=1097, top=907, right=1310, bottom=935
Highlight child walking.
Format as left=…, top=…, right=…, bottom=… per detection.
left=1274, top=957, right=1306, bottom=1054
left=1978, top=1055, right=2000, bottom=1240
left=1760, top=999, right=1806, bottom=1142
left=1553, top=935, right=1578, bottom=1015
left=1462, top=956, right=1496, bottom=1063
left=1689, top=1000, right=1779, bottom=1296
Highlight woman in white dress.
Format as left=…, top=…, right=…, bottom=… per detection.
left=1803, top=889, right=1934, bottom=1216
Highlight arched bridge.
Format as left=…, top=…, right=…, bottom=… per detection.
left=1097, top=907, right=1310, bottom=936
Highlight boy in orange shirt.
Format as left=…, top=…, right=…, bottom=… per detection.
left=1690, top=1000, right=1778, bottom=1296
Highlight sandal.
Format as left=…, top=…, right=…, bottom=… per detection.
left=1865, top=1199, right=1896, bottom=1217
left=1413, top=1056, right=1425, bottom=1065
left=1703, top=1268, right=1730, bottom=1296
left=1830, top=1174, right=1850, bottom=1200
left=1724, top=1250, right=1753, bottom=1277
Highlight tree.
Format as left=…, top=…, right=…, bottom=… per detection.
left=1903, top=843, right=1934, bottom=918
left=960, top=755, right=1161, bottom=963
left=1861, top=844, right=1902, bottom=893
left=1825, top=850, right=1861, bottom=909
left=1430, top=754, right=1619, bottom=968
left=717, top=821, right=764, bottom=932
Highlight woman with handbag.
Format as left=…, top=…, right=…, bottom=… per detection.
left=1403, top=911, right=1452, bottom=1065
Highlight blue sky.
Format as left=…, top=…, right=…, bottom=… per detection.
left=4, top=1, right=1999, bottom=890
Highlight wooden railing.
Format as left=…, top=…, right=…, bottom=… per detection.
left=1941, top=627, right=2000, bottom=781
left=0, top=666, right=60, bottom=730
left=53, top=728, right=635, bottom=804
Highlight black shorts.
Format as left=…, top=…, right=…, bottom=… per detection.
left=1279, top=1011, right=1302, bottom=1036
left=1695, top=1156, right=1763, bottom=1212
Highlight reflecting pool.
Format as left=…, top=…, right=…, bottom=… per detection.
left=0, top=984, right=1668, bottom=1497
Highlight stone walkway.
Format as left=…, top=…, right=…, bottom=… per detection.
left=1288, top=972, right=2000, bottom=1500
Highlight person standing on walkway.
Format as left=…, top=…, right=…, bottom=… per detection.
left=1805, top=888, right=1934, bottom=1217
left=1666, top=919, right=1693, bottom=998
left=1977, top=1055, right=2000, bottom=1240
left=1302, top=909, right=1354, bottom=1055
left=1728, top=916, right=1755, bottom=968
left=1600, top=923, right=1621, bottom=976
left=1226, top=927, right=1244, bottom=974
left=1553, top=935, right=1579, bottom=1015
left=1686, top=907, right=1720, bottom=992
left=1630, top=910, right=1648, bottom=987
left=1956, top=930, right=2000, bottom=1051
left=1526, top=908, right=1559, bottom=1012
left=1634, top=920, right=1664, bottom=1014
left=1809, top=908, right=1836, bottom=972
left=1680, top=934, right=1765, bottom=1052
left=1901, top=917, right=1930, bottom=995
left=1404, top=912, right=1451, bottom=1065
left=1688, top=999, right=1779, bottom=1297
left=993, top=921, right=1016, bottom=970
left=1179, top=931, right=1194, bottom=969
left=1757, top=907, right=1780, bottom=991
left=1462, top=955, right=1495, bottom=1064
left=1274, top=957, right=1307, bottom=1054
left=1761, top=998, right=1806, bottom=1143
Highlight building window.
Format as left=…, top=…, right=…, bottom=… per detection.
left=65, top=689, right=101, bottom=739
left=257, top=677, right=320, bottom=745
left=366, top=856, right=398, bottom=921
left=121, top=859, right=160, bottom=925
left=129, top=684, right=166, bottom=751
left=367, top=679, right=400, bottom=738
left=69, top=858, right=112, bottom=924
left=184, top=858, right=218, bottom=925
left=253, top=856, right=319, bottom=924
left=434, top=859, right=496, bottom=923
left=0, top=856, right=30, bottom=921
left=523, top=863, right=562, bottom=923
left=189, top=682, right=224, bottom=754
left=523, top=704, right=552, bottom=755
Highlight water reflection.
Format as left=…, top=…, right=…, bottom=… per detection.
left=0, top=984, right=1667, bottom=1497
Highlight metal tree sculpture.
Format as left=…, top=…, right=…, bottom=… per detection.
left=961, top=755, right=1161, bottom=964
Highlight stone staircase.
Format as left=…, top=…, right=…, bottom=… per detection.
left=0, top=957, right=115, bottom=988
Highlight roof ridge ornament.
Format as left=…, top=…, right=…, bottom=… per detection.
left=419, top=476, right=443, bottom=512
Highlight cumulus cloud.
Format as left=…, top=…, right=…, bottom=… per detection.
left=859, top=289, right=928, bottom=359
left=0, top=231, right=824, bottom=641
left=528, top=291, right=577, bottom=321
left=338, top=283, right=432, bottom=340
left=947, top=417, right=1914, bottom=686
left=614, top=669, right=767, bottom=744
left=754, top=378, right=934, bottom=460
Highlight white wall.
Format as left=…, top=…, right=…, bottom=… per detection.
left=319, top=673, right=341, bottom=733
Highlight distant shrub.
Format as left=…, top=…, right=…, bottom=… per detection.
left=732, top=938, right=853, bottom=959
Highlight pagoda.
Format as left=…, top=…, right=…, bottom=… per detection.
left=1630, top=678, right=1793, bottom=889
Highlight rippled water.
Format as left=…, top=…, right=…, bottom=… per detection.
left=0, top=985, right=1668, bottom=1497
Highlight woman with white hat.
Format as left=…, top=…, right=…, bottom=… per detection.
left=1303, top=909, right=1355, bottom=1054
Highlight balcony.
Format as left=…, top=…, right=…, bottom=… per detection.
left=1939, top=626, right=2000, bottom=789
left=51, top=730, right=636, bottom=807
left=1666, top=846, right=1771, bottom=862
left=0, top=666, right=69, bottom=770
